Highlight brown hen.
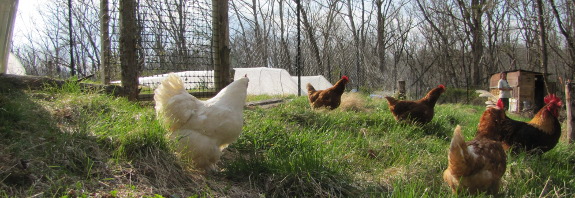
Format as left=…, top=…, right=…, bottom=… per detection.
left=384, top=85, right=445, bottom=124
left=307, top=75, right=349, bottom=110
left=443, top=124, right=507, bottom=195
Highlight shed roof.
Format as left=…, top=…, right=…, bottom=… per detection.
left=490, top=69, right=545, bottom=76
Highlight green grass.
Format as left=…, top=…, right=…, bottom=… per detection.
left=1, top=81, right=574, bottom=197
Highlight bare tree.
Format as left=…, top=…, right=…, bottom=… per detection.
left=278, top=0, right=292, bottom=73
left=101, top=0, right=111, bottom=84
left=345, top=0, right=361, bottom=89
left=548, top=0, right=575, bottom=79
left=318, top=0, right=342, bottom=82
left=536, top=0, right=551, bottom=92
left=414, top=0, right=459, bottom=87
left=375, top=0, right=387, bottom=74
left=455, top=0, right=488, bottom=86
left=297, top=0, right=324, bottom=76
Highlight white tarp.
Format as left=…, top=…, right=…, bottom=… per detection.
left=233, top=67, right=303, bottom=95
left=113, top=67, right=333, bottom=96
left=292, top=75, right=333, bottom=95
left=112, top=70, right=214, bottom=90
left=6, top=52, right=25, bottom=75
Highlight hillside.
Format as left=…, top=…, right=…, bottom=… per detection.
left=1, top=81, right=574, bottom=197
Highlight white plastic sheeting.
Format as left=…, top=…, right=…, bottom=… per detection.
left=6, top=52, right=25, bottom=75
left=113, top=67, right=334, bottom=96
left=112, top=70, right=214, bottom=90
left=292, top=75, right=333, bottom=95
left=233, top=67, right=302, bottom=95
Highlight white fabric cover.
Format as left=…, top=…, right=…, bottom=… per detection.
left=113, top=70, right=214, bottom=90
left=292, top=75, right=333, bottom=95
left=6, top=52, right=25, bottom=75
left=233, top=67, right=302, bottom=95
left=114, top=67, right=332, bottom=96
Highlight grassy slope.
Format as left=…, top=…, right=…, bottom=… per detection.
left=1, top=82, right=574, bottom=197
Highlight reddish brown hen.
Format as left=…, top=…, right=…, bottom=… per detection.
left=443, top=124, right=507, bottom=195
left=307, top=75, right=349, bottom=110
left=474, top=99, right=508, bottom=141
left=384, top=85, right=445, bottom=124
left=478, top=94, right=563, bottom=153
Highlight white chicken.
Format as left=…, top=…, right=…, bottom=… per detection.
left=154, top=74, right=249, bottom=171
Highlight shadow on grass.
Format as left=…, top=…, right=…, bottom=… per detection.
left=0, top=80, right=201, bottom=197
left=0, top=82, right=109, bottom=196
left=223, top=153, right=362, bottom=197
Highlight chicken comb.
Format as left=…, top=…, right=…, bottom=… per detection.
left=342, top=75, right=349, bottom=81
left=438, top=84, right=445, bottom=89
left=496, top=98, right=504, bottom=109
left=544, top=94, right=562, bottom=106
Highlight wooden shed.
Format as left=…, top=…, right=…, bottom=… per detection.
left=489, top=70, right=546, bottom=113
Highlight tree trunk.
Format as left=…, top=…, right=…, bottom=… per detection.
left=213, top=0, right=230, bottom=91
left=548, top=0, right=575, bottom=80
left=470, top=0, right=484, bottom=86
left=68, top=0, right=75, bottom=76
left=566, top=81, right=574, bottom=143
left=536, top=0, right=550, bottom=93
left=376, top=0, right=386, bottom=74
left=456, top=0, right=485, bottom=86
left=346, top=0, right=360, bottom=89
left=100, top=0, right=111, bottom=84
left=119, top=0, right=140, bottom=101
left=297, top=3, right=323, bottom=75
left=279, top=0, right=291, bottom=73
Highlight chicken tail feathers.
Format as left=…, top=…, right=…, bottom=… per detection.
left=448, top=125, right=472, bottom=176
left=307, top=83, right=316, bottom=94
left=155, top=74, right=186, bottom=111
left=384, top=96, right=398, bottom=106
left=476, top=89, right=499, bottom=108
left=154, top=74, right=198, bottom=131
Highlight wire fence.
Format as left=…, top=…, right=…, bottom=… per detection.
left=109, top=0, right=215, bottom=97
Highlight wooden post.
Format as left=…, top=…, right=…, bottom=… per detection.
left=398, top=80, right=406, bottom=100
left=100, top=0, right=111, bottom=84
left=119, top=0, right=140, bottom=101
left=47, top=60, right=54, bottom=77
left=566, top=80, right=575, bottom=143
left=212, top=0, right=230, bottom=92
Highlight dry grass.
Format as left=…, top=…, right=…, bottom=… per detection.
left=339, top=92, right=368, bottom=112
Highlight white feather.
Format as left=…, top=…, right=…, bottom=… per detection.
left=476, top=89, right=499, bottom=108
